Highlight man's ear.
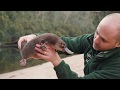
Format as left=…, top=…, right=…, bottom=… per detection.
left=116, top=42, right=120, bottom=48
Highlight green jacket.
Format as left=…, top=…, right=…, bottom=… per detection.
left=54, top=34, right=120, bottom=79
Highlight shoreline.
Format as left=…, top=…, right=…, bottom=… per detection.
left=0, top=54, right=84, bottom=79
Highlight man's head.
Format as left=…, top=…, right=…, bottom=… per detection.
left=93, top=13, right=120, bottom=51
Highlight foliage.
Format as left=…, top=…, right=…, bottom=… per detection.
left=0, top=11, right=119, bottom=43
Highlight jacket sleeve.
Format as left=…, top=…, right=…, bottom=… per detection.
left=54, top=60, right=82, bottom=79
left=54, top=60, right=120, bottom=79
left=83, top=61, right=120, bottom=79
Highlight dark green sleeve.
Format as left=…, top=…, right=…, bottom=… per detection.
left=60, top=34, right=90, bottom=54
left=84, top=61, right=120, bottom=79
left=54, top=60, right=82, bottom=79
left=54, top=60, right=120, bottom=79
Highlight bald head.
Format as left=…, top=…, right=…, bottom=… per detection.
left=98, top=13, right=120, bottom=42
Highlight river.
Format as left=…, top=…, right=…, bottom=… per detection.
left=0, top=47, right=46, bottom=74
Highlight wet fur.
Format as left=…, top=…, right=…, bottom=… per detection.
left=21, top=33, right=66, bottom=60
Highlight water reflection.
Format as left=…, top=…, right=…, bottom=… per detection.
left=0, top=48, right=46, bottom=74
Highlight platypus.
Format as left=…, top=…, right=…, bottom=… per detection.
left=20, top=33, right=74, bottom=66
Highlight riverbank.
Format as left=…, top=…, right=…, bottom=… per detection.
left=0, top=54, right=84, bottom=79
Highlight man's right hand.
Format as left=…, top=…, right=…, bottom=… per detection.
left=18, top=34, right=36, bottom=50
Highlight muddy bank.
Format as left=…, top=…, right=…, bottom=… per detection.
left=0, top=54, right=84, bottom=79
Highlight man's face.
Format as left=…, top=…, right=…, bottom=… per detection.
left=93, top=23, right=119, bottom=51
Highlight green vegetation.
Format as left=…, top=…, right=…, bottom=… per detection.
left=1, top=11, right=119, bottom=43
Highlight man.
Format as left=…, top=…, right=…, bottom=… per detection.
left=18, top=13, right=120, bottom=79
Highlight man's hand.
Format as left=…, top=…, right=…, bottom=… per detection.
left=18, top=34, right=36, bottom=50
left=18, top=34, right=44, bottom=60
left=35, top=44, right=62, bottom=66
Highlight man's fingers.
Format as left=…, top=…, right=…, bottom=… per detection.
left=18, top=37, right=26, bottom=49
left=36, top=44, right=41, bottom=48
left=36, top=44, right=51, bottom=50
left=18, top=34, right=36, bottom=50
left=35, top=47, right=47, bottom=54
left=35, top=48, right=47, bottom=60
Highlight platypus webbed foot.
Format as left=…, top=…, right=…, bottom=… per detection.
left=20, top=59, right=26, bottom=66
left=40, top=43, right=47, bottom=51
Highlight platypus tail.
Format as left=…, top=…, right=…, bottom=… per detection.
left=0, top=40, right=27, bottom=49
left=0, top=40, right=18, bottom=48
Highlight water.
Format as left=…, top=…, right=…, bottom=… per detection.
left=0, top=48, right=46, bottom=74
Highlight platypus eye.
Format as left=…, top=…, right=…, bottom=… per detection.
left=61, top=43, right=66, bottom=48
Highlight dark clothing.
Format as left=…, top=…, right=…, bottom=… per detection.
left=54, top=34, right=120, bottom=79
